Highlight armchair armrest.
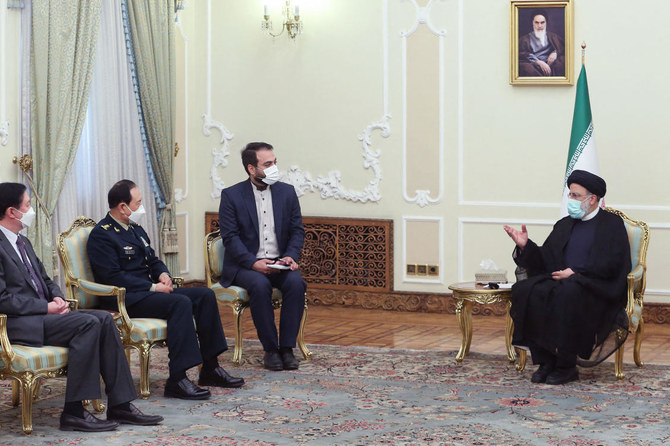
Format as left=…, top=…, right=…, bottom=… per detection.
left=628, top=264, right=644, bottom=282
left=65, top=298, right=79, bottom=311
left=173, top=276, right=184, bottom=288
left=0, top=314, right=15, bottom=367
left=72, top=278, right=134, bottom=340
left=626, top=264, right=645, bottom=315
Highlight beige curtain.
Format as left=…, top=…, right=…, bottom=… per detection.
left=125, top=0, right=179, bottom=273
left=30, top=0, right=102, bottom=274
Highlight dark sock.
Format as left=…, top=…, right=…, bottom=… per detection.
left=63, top=401, right=85, bottom=418
left=202, top=357, right=219, bottom=373
left=279, top=346, right=293, bottom=354
left=110, top=402, right=131, bottom=412
left=168, top=370, right=187, bottom=382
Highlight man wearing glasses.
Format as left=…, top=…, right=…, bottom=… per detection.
left=503, top=170, right=630, bottom=385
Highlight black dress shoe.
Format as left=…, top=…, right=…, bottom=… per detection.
left=545, top=367, right=579, bottom=385
left=263, top=350, right=283, bottom=371
left=199, top=366, right=245, bottom=388
left=280, top=348, right=299, bottom=370
left=530, top=364, right=554, bottom=383
left=60, top=410, right=119, bottom=432
left=107, top=403, right=164, bottom=426
left=164, top=377, right=211, bottom=400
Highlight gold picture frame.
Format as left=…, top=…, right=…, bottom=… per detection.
left=510, top=0, right=573, bottom=85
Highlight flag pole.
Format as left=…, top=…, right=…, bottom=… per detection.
left=581, top=41, right=586, bottom=65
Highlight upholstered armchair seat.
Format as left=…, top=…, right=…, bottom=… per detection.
left=57, top=216, right=168, bottom=398
left=204, top=230, right=312, bottom=365
left=0, top=344, right=69, bottom=372
left=128, top=318, right=168, bottom=342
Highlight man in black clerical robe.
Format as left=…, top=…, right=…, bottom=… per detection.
left=503, top=170, right=630, bottom=385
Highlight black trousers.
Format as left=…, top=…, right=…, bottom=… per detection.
left=43, top=310, right=136, bottom=406
left=124, top=287, right=228, bottom=376
left=233, top=269, right=306, bottom=352
left=529, top=341, right=577, bottom=369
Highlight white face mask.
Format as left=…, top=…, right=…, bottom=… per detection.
left=259, top=164, right=280, bottom=186
left=14, top=206, right=36, bottom=228
left=124, top=204, right=146, bottom=225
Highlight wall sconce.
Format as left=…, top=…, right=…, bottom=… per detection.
left=261, top=1, right=302, bottom=40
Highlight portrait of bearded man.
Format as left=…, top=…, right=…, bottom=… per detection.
left=518, top=9, right=566, bottom=77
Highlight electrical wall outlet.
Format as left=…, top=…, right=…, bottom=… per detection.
left=428, top=265, right=439, bottom=276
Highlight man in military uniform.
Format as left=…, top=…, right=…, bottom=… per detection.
left=87, top=180, right=244, bottom=400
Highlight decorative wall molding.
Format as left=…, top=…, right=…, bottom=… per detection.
left=206, top=0, right=391, bottom=202
left=203, top=0, right=235, bottom=199
left=402, top=216, right=443, bottom=284
left=401, top=0, right=446, bottom=207
left=174, top=12, right=189, bottom=202
left=282, top=114, right=389, bottom=203
left=176, top=211, right=189, bottom=274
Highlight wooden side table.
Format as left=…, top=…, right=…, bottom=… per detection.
left=448, top=281, right=526, bottom=370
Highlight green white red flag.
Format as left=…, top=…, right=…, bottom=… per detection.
left=560, top=64, right=601, bottom=217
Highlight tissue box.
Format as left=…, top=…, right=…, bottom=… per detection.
left=475, top=269, right=507, bottom=283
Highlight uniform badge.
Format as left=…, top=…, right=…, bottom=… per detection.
left=140, top=236, right=149, bottom=247
left=123, top=246, right=135, bottom=255
left=114, top=227, right=120, bottom=232
left=101, top=224, right=111, bottom=230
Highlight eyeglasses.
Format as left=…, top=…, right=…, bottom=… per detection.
left=567, top=192, right=592, bottom=200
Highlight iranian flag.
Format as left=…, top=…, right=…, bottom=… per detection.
left=559, top=64, right=600, bottom=217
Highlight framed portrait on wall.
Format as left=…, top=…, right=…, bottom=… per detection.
left=510, top=0, right=573, bottom=85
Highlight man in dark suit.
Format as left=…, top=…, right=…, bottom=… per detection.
left=0, top=182, right=163, bottom=431
left=219, top=142, right=306, bottom=371
left=87, top=180, right=244, bottom=401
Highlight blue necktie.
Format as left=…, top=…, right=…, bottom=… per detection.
left=16, top=237, right=47, bottom=301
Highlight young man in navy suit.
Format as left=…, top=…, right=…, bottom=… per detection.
left=0, top=182, right=162, bottom=431
left=87, top=180, right=244, bottom=400
left=218, top=142, right=306, bottom=371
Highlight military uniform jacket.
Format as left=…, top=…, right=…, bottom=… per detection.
left=87, top=213, right=169, bottom=305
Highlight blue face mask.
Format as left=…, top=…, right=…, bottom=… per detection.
left=567, top=198, right=587, bottom=219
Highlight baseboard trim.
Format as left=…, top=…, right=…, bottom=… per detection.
left=184, top=280, right=670, bottom=324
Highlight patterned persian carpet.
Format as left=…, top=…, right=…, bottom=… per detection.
left=1, top=342, right=669, bottom=445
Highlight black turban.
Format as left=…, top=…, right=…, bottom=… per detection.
left=567, top=170, right=606, bottom=198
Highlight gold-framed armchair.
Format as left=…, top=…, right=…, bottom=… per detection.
left=0, top=314, right=69, bottom=434
left=606, top=207, right=650, bottom=379
left=57, top=216, right=168, bottom=398
left=204, top=230, right=312, bottom=365
left=514, top=208, right=650, bottom=380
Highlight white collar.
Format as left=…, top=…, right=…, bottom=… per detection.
left=581, top=206, right=600, bottom=221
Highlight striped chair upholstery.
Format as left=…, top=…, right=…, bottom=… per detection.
left=57, top=217, right=168, bottom=398
left=0, top=314, right=72, bottom=435
left=204, top=230, right=312, bottom=365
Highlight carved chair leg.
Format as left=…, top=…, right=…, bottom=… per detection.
left=614, top=344, right=625, bottom=380
left=90, top=399, right=106, bottom=413
left=297, top=302, right=312, bottom=360
left=138, top=344, right=152, bottom=399
left=515, top=348, right=527, bottom=373
left=634, top=317, right=645, bottom=367
left=32, top=379, right=42, bottom=401
left=20, top=376, right=35, bottom=435
left=232, top=305, right=245, bottom=366
left=11, top=380, right=19, bottom=406
left=125, top=348, right=132, bottom=367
